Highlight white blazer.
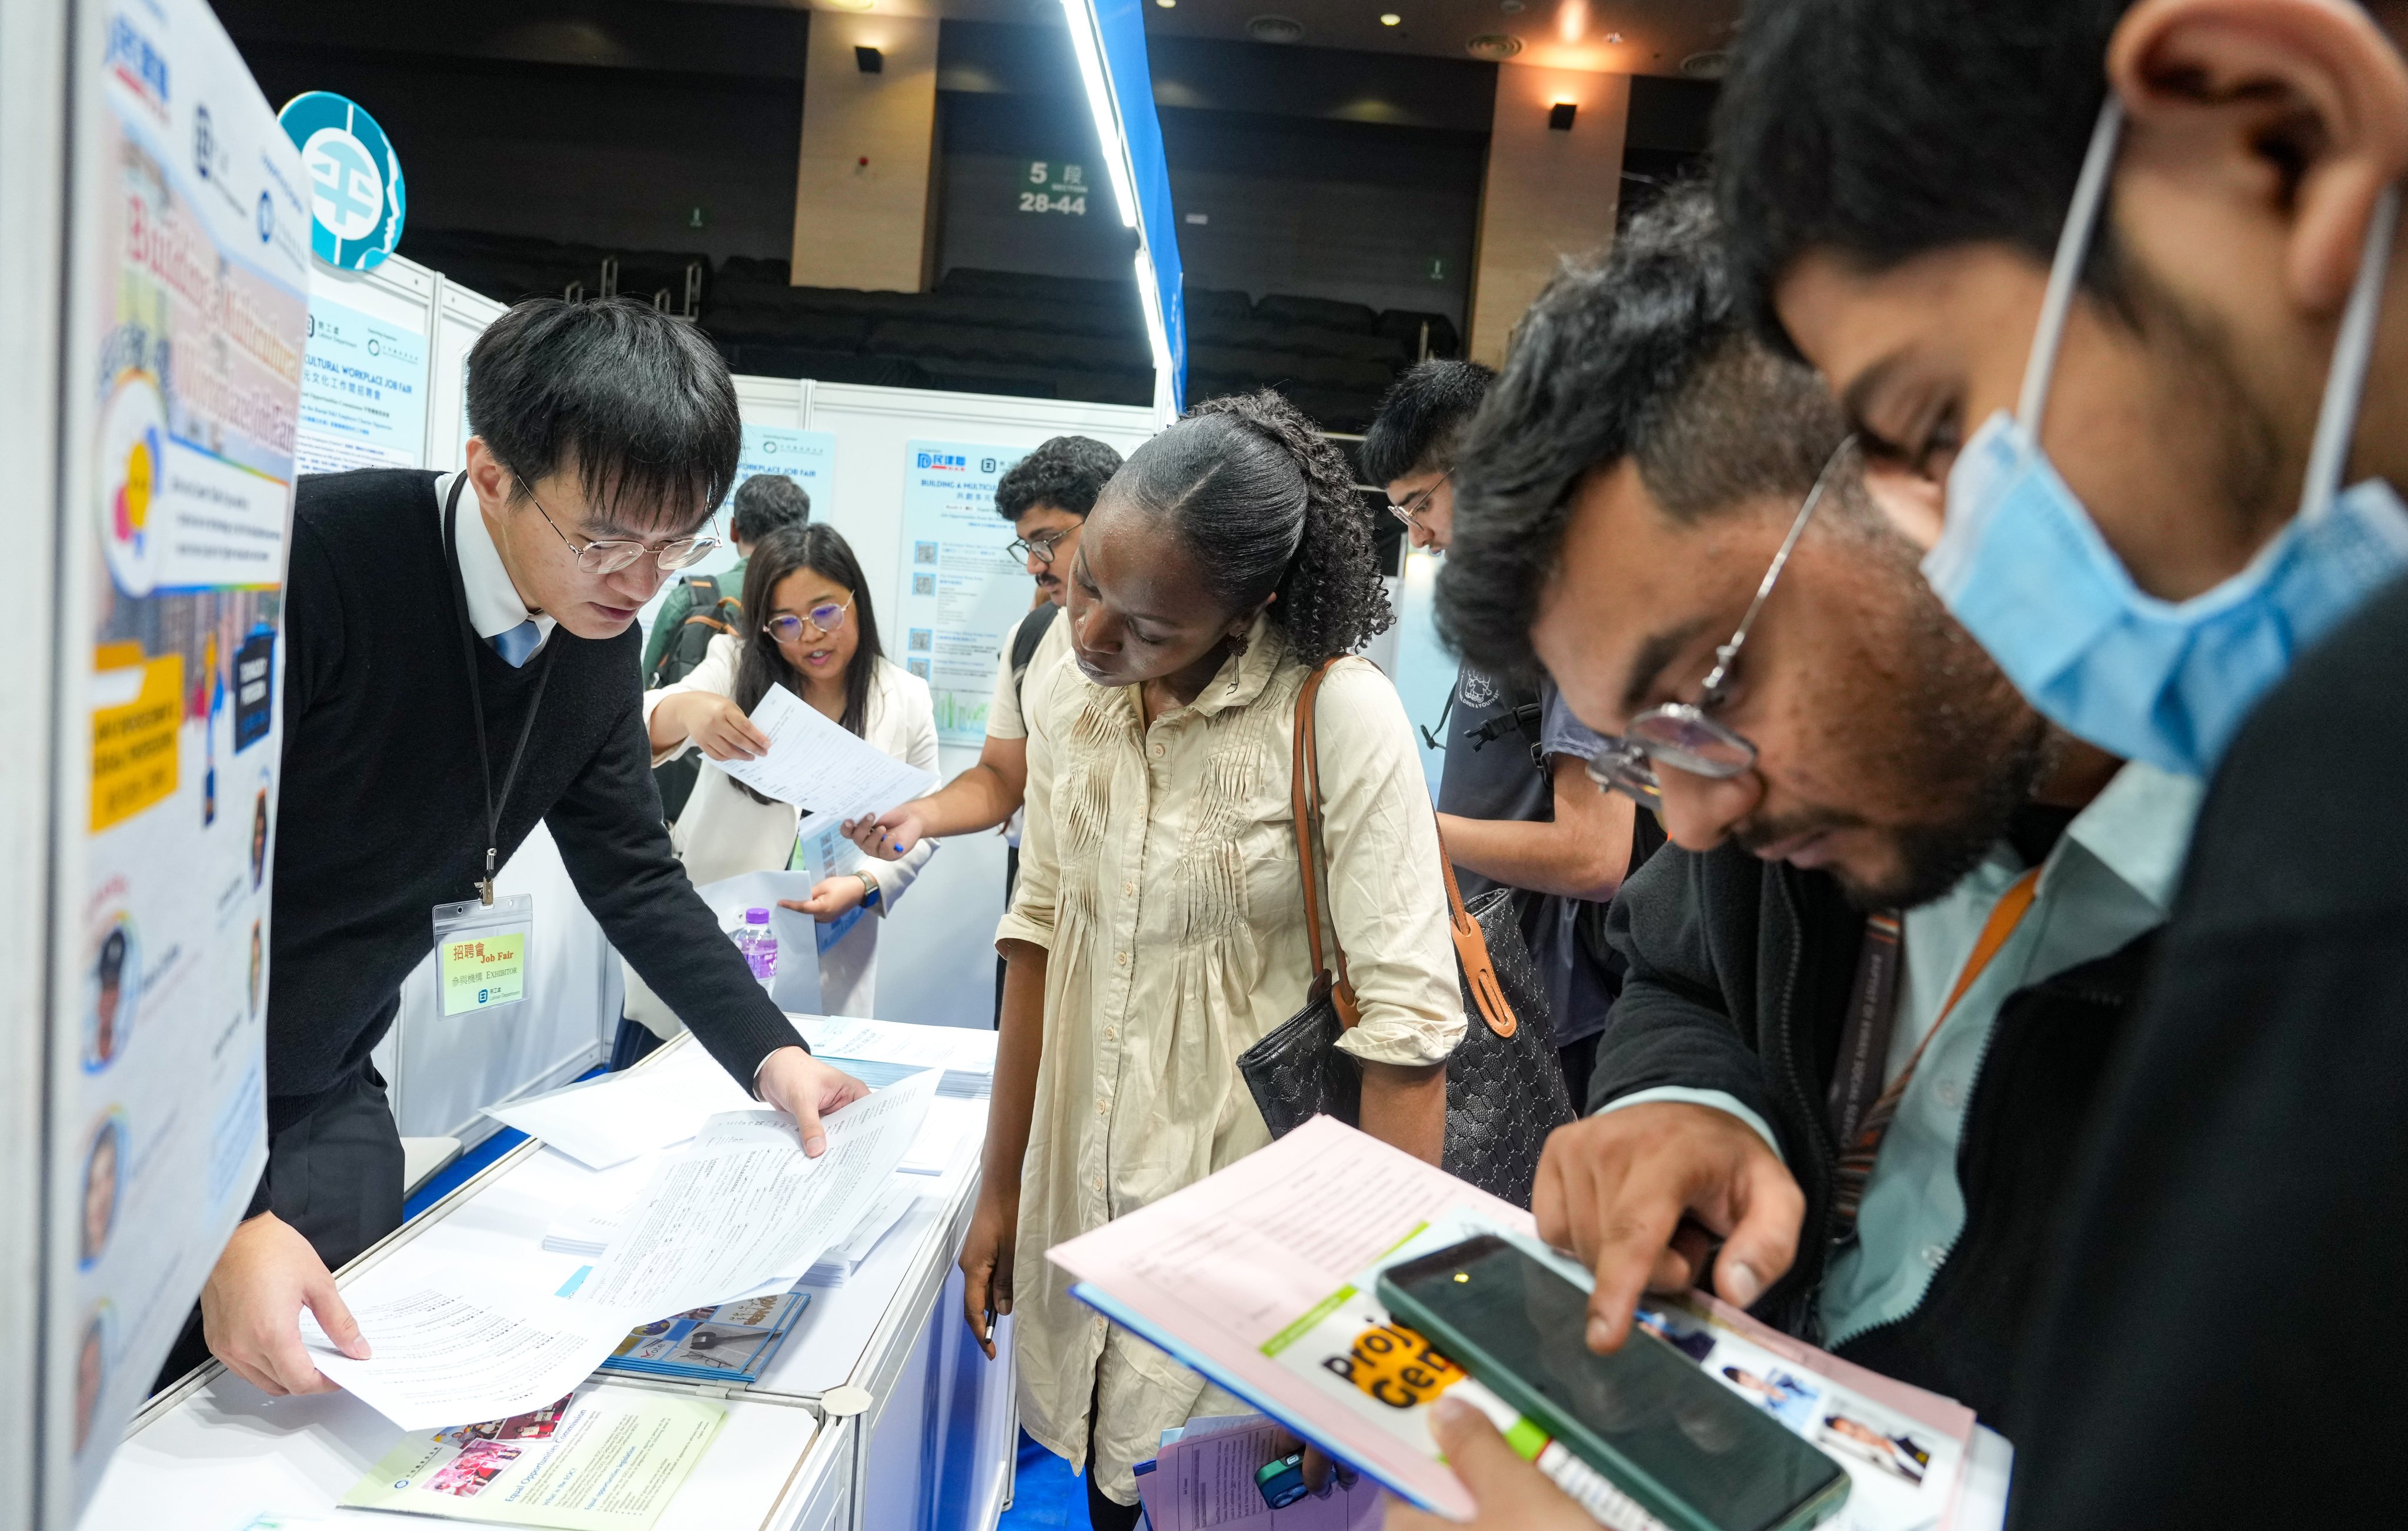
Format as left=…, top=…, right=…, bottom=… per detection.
left=624, top=635, right=940, bottom=1031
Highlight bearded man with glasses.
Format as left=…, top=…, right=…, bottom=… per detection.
left=1397, top=191, right=2202, bottom=1527
left=162, top=297, right=865, bottom=1400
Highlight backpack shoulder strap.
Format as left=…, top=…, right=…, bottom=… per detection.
left=1010, top=603, right=1061, bottom=709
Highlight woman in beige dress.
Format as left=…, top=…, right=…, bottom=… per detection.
left=962, top=392, right=1463, bottom=1529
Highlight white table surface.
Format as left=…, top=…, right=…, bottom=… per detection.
left=84, top=1033, right=990, bottom=1529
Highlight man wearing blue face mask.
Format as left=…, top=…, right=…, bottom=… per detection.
left=1705, top=0, right=2408, bottom=1527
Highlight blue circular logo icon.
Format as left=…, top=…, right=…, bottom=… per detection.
left=276, top=91, right=406, bottom=270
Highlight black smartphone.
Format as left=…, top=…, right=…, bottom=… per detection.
left=1377, top=1235, right=1850, bottom=1531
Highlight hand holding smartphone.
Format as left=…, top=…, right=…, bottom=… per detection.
left=1377, top=1235, right=1850, bottom=1531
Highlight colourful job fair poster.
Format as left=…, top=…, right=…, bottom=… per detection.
left=51, top=1, right=306, bottom=1511
left=293, top=293, right=429, bottom=472
left=894, top=440, right=1030, bottom=745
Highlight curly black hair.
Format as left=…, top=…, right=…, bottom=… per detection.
left=1113, top=389, right=1392, bottom=667
left=993, top=435, right=1124, bottom=523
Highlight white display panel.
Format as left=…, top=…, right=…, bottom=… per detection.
left=0, top=0, right=72, bottom=1520
left=46, top=0, right=308, bottom=1517
left=296, top=258, right=434, bottom=473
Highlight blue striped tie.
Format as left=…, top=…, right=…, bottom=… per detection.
left=490, top=620, right=542, bottom=668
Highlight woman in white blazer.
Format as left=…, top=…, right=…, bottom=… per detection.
left=625, top=523, right=940, bottom=1047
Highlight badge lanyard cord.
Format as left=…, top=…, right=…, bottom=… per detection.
left=443, top=476, right=557, bottom=905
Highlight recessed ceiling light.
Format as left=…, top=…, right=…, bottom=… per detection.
left=1380, top=11, right=1400, bottom=22
left=1156, top=0, right=1175, bottom=7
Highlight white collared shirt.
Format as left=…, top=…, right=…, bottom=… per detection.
left=435, top=472, right=557, bottom=659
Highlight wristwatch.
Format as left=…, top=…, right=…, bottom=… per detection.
left=853, top=870, right=881, bottom=909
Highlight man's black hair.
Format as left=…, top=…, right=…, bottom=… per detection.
left=993, top=435, right=1123, bottom=523
left=1437, top=185, right=1850, bottom=679
left=1715, top=0, right=2132, bottom=348
left=730, top=474, right=811, bottom=545
left=1360, top=359, right=1499, bottom=486
left=465, top=296, right=743, bottom=529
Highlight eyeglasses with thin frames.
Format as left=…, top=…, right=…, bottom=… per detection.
left=1008, top=527, right=1074, bottom=566
left=1388, top=472, right=1451, bottom=529
left=523, top=485, right=722, bottom=576
left=1585, top=438, right=1858, bottom=807
left=764, top=595, right=853, bottom=643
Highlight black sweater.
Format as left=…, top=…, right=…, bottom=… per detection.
left=259, top=470, right=796, bottom=1194
left=1595, top=838, right=2155, bottom=1422
left=2008, top=576, right=2408, bottom=1529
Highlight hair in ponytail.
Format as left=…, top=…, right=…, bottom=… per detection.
left=1113, top=389, right=1392, bottom=665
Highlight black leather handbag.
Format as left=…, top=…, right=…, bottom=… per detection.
left=1236, top=661, right=1577, bottom=1207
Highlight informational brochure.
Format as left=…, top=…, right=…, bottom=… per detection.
left=1048, top=1118, right=1980, bottom=1529
left=1135, top=1412, right=1382, bottom=1531
left=596, top=1290, right=810, bottom=1383
left=340, top=1386, right=726, bottom=1530
left=893, top=439, right=1032, bottom=742
left=702, top=683, right=937, bottom=823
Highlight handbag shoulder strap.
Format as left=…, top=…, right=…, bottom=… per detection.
left=1292, top=659, right=1361, bottom=1029
left=1434, top=824, right=1519, bottom=1040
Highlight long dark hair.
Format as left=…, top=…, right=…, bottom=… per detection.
left=1113, top=389, right=1392, bottom=665
left=733, top=523, right=883, bottom=800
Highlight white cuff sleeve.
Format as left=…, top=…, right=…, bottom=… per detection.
left=1593, top=1086, right=1785, bottom=1165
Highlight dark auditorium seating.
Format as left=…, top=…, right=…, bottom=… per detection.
left=395, top=231, right=1458, bottom=429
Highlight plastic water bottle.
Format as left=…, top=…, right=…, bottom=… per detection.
left=736, top=906, right=777, bottom=985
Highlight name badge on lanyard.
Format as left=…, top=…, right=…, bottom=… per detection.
left=436, top=475, right=553, bottom=1019
left=433, top=893, right=535, bottom=1018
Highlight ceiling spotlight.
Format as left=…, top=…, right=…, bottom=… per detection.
left=1156, top=0, right=1175, bottom=7
left=1605, top=29, right=1622, bottom=41
left=1380, top=10, right=1401, bottom=22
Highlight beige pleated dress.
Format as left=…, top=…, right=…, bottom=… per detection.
left=996, top=615, right=1461, bottom=1504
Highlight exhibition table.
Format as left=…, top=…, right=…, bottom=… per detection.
left=85, top=1033, right=1014, bottom=1531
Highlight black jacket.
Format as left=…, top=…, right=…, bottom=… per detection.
left=1596, top=839, right=2156, bottom=1421
left=2008, top=576, right=2408, bottom=1529
left=260, top=469, right=798, bottom=1214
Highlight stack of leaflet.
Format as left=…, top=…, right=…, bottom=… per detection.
left=597, top=1290, right=811, bottom=1384
left=796, top=1180, right=921, bottom=1285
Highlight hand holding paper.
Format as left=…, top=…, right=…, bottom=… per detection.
left=704, top=683, right=937, bottom=821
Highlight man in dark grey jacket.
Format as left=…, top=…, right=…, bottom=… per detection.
left=1429, top=191, right=2196, bottom=1430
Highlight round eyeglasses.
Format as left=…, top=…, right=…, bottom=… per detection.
left=764, top=596, right=853, bottom=643
left=524, top=486, right=721, bottom=575
left=1602, top=437, right=1856, bottom=790
left=1008, top=527, right=1074, bottom=566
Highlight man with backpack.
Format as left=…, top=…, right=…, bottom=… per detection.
left=644, top=472, right=810, bottom=822
left=855, top=435, right=1124, bottom=1020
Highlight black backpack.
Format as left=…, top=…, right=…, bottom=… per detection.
left=1009, top=602, right=1059, bottom=715
left=650, top=573, right=745, bottom=824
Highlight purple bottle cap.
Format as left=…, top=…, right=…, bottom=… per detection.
left=745, top=906, right=772, bottom=925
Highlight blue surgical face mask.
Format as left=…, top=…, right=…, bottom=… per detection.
left=1923, top=99, right=2408, bottom=778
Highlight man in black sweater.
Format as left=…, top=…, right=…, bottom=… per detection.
left=183, top=298, right=864, bottom=1400
left=1707, top=0, right=2408, bottom=1523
